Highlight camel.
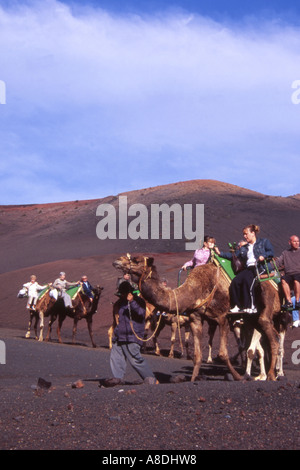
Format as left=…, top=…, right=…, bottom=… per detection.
left=25, top=287, right=56, bottom=341
left=113, top=254, right=283, bottom=382
left=35, top=285, right=103, bottom=347
left=244, top=310, right=290, bottom=380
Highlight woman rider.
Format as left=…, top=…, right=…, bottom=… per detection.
left=216, top=224, right=274, bottom=314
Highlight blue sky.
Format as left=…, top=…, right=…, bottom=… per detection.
left=1, top=0, right=300, bottom=204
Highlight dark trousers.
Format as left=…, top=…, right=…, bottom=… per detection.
left=229, top=267, right=257, bottom=309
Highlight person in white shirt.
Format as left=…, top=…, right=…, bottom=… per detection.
left=23, top=275, right=47, bottom=310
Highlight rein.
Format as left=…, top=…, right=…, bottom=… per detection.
left=127, top=300, right=162, bottom=343
left=126, top=254, right=162, bottom=343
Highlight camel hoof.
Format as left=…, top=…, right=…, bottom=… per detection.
left=254, top=375, right=267, bottom=381
left=243, top=373, right=254, bottom=381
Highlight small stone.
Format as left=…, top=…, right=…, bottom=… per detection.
left=198, top=396, right=206, bottom=403
left=72, top=380, right=84, bottom=389
left=37, top=377, right=52, bottom=389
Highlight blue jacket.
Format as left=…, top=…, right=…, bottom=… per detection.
left=220, top=238, right=274, bottom=272
left=82, top=281, right=94, bottom=298
left=113, top=297, right=146, bottom=346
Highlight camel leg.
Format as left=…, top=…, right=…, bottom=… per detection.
left=45, top=315, right=56, bottom=342
left=190, top=316, right=203, bottom=381
left=152, top=316, right=165, bottom=356
left=72, top=318, right=78, bottom=345
left=141, top=319, right=151, bottom=353
left=56, top=316, right=64, bottom=344
left=152, top=331, right=161, bottom=356
left=25, top=311, right=33, bottom=339
left=276, top=329, right=286, bottom=377
left=231, top=323, right=246, bottom=366
left=168, top=322, right=178, bottom=358
left=258, top=315, right=279, bottom=381
left=33, top=315, right=38, bottom=340
left=245, top=329, right=267, bottom=381
left=255, top=339, right=267, bottom=381
left=86, top=317, right=96, bottom=348
left=108, top=325, right=114, bottom=349
left=184, top=326, right=192, bottom=360
left=38, top=311, right=44, bottom=342
left=245, top=329, right=261, bottom=378
left=217, top=316, right=242, bottom=381
left=206, top=321, right=217, bottom=364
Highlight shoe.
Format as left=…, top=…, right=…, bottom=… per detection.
left=282, top=302, right=293, bottom=310
left=295, top=301, right=300, bottom=310
left=292, top=321, right=299, bottom=328
left=230, top=306, right=241, bottom=313
left=245, top=308, right=257, bottom=314
left=143, top=377, right=159, bottom=385
left=102, top=377, right=124, bottom=387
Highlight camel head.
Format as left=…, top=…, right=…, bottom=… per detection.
left=113, top=254, right=154, bottom=283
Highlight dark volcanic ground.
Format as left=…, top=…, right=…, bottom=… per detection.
left=0, top=180, right=300, bottom=451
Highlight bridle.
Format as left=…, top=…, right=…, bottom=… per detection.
left=126, top=254, right=153, bottom=292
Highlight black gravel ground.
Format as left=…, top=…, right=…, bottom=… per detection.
left=0, top=328, right=299, bottom=452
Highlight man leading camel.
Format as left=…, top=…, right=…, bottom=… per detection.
left=276, top=235, right=300, bottom=310
left=109, top=281, right=158, bottom=385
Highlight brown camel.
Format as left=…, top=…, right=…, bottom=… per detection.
left=113, top=254, right=283, bottom=382
left=35, top=285, right=103, bottom=347
left=25, top=287, right=57, bottom=341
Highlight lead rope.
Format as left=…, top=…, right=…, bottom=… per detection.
left=127, top=301, right=162, bottom=343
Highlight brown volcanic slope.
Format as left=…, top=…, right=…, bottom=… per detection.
left=1, top=179, right=299, bottom=273
left=1, top=179, right=300, bottom=343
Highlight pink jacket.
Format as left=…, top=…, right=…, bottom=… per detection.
left=183, top=248, right=211, bottom=268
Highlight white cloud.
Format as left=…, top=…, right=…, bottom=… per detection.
left=0, top=0, right=300, bottom=204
